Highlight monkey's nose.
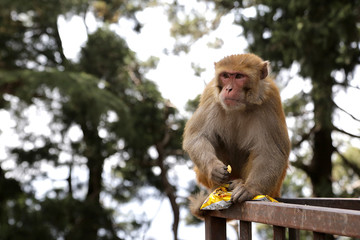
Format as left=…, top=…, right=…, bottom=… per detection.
left=226, top=87, right=232, bottom=92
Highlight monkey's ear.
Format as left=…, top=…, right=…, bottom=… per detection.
left=260, top=61, right=269, bottom=79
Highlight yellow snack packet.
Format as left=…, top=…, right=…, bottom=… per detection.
left=252, top=195, right=278, bottom=202
left=200, top=184, right=232, bottom=210
left=200, top=166, right=278, bottom=210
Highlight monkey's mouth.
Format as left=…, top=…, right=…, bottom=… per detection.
left=224, top=98, right=242, bottom=106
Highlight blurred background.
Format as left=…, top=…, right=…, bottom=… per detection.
left=0, top=0, right=359, bottom=239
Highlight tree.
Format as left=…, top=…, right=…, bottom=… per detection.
left=0, top=0, right=186, bottom=239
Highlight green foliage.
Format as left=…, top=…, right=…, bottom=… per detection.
left=281, top=167, right=312, bottom=198
left=170, top=13, right=209, bottom=39
left=0, top=169, right=22, bottom=204
left=257, top=224, right=314, bottom=240
left=0, top=0, right=82, bottom=69
left=79, top=28, right=132, bottom=81
left=191, top=62, right=206, bottom=77
left=206, top=37, right=224, bottom=49
left=283, top=91, right=311, bottom=117
left=0, top=196, right=54, bottom=240
left=237, top=1, right=360, bottom=80
left=333, top=147, right=360, bottom=197
left=166, top=0, right=223, bottom=54
left=0, top=1, right=187, bottom=239
left=0, top=195, right=122, bottom=240
left=92, top=0, right=157, bottom=25
left=0, top=69, right=130, bottom=130
left=184, top=94, right=200, bottom=113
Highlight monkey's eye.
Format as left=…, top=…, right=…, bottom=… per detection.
left=235, top=73, right=244, bottom=79
left=222, top=73, right=230, bottom=78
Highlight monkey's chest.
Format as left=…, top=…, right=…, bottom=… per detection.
left=214, top=142, right=250, bottom=165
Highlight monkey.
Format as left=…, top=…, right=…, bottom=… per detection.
left=183, top=53, right=290, bottom=219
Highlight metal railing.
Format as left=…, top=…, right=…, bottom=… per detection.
left=204, top=198, right=360, bottom=240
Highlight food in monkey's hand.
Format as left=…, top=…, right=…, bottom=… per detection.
left=227, top=165, right=232, bottom=174
left=200, top=165, right=233, bottom=210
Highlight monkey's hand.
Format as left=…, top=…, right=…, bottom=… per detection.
left=209, top=161, right=230, bottom=186
left=229, top=180, right=259, bottom=203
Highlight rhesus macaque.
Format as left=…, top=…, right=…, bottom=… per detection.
left=183, top=53, right=290, bottom=218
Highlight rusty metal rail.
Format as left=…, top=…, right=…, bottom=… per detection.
left=204, top=198, right=360, bottom=240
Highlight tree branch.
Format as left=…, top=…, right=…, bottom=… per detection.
left=333, top=101, right=360, bottom=122
left=333, top=126, right=360, bottom=138
left=166, top=149, right=185, bottom=157
left=127, top=67, right=141, bottom=85
left=155, top=117, right=180, bottom=240
left=292, top=126, right=314, bottom=149
left=335, top=82, right=360, bottom=91
left=156, top=142, right=179, bottom=240
left=334, top=148, right=360, bottom=177
left=291, top=158, right=311, bottom=175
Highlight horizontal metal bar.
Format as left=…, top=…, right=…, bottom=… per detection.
left=209, top=201, right=360, bottom=238
left=277, top=197, right=360, bottom=210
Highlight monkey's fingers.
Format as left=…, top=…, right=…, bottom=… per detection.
left=211, top=167, right=230, bottom=184
left=236, top=192, right=252, bottom=203
left=212, top=173, right=229, bottom=184
left=231, top=187, right=247, bottom=203
left=228, top=179, right=245, bottom=191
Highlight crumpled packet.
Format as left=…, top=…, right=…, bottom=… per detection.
left=200, top=188, right=279, bottom=210
left=200, top=183, right=232, bottom=210
left=200, top=165, right=278, bottom=210
left=252, top=194, right=278, bottom=202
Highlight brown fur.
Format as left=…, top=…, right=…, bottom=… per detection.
left=183, top=53, right=290, bottom=219
left=188, top=191, right=209, bottom=219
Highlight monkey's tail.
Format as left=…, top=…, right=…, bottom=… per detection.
left=189, top=191, right=209, bottom=220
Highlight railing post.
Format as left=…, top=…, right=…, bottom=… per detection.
left=313, top=232, right=326, bottom=240
left=289, top=228, right=300, bottom=240
left=205, top=215, right=226, bottom=240
left=273, top=226, right=285, bottom=240
left=239, top=220, right=252, bottom=240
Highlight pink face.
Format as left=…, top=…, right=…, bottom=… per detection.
left=219, top=71, right=248, bottom=108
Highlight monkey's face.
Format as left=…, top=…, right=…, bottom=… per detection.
left=217, top=71, right=248, bottom=111
left=214, top=54, right=270, bottom=111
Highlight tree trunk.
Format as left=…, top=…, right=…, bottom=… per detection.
left=308, top=77, right=334, bottom=197
left=156, top=131, right=179, bottom=240
left=159, top=159, right=180, bottom=240
left=66, top=123, right=105, bottom=240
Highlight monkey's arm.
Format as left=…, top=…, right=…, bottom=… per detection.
left=183, top=108, right=230, bottom=187
left=231, top=113, right=290, bottom=202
